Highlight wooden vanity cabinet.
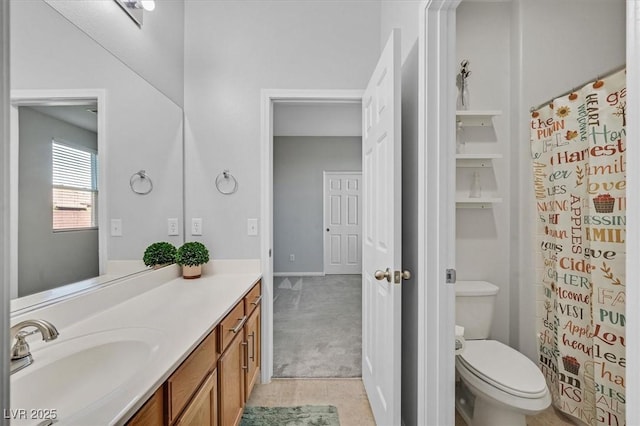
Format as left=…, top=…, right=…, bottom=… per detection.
left=174, top=370, right=218, bottom=426
left=167, top=328, right=218, bottom=424
left=218, top=331, right=246, bottom=426
left=125, top=328, right=217, bottom=426
left=126, top=279, right=261, bottom=426
left=243, top=281, right=261, bottom=401
left=126, top=387, right=164, bottom=426
left=218, top=280, right=262, bottom=426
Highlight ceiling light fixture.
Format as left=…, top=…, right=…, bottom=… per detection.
left=115, top=0, right=155, bottom=27
left=140, top=0, right=156, bottom=11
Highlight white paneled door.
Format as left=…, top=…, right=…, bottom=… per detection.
left=323, top=172, right=362, bottom=274
left=361, top=29, right=402, bottom=426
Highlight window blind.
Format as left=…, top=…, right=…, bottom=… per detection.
left=52, top=140, right=98, bottom=230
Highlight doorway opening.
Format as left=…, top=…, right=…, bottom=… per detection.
left=271, top=100, right=363, bottom=378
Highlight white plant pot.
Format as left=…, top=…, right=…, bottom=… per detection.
left=182, top=264, right=202, bottom=279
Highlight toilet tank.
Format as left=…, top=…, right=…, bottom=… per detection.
left=455, top=281, right=499, bottom=340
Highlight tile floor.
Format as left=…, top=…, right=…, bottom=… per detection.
left=246, top=378, right=375, bottom=426
left=248, top=378, right=577, bottom=426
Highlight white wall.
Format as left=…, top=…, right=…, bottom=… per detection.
left=456, top=2, right=512, bottom=344
left=274, top=103, right=361, bottom=137
left=44, top=0, right=185, bottom=106
left=380, top=1, right=420, bottom=65
left=183, top=1, right=381, bottom=260
left=514, top=0, right=626, bottom=361
left=12, top=1, right=184, bottom=262
left=273, top=136, right=362, bottom=274
left=18, top=107, right=99, bottom=296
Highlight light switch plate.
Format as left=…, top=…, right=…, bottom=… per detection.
left=192, top=218, right=203, bottom=236
left=247, top=218, right=258, bottom=236
left=168, top=218, right=179, bottom=236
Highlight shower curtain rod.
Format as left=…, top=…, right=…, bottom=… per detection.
left=529, top=64, right=626, bottom=112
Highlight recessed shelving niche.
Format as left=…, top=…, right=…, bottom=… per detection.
left=456, top=110, right=502, bottom=209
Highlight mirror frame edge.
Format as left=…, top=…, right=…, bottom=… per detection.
left=9, top=88, right=107, bottom=301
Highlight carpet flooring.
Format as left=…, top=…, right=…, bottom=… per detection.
left=273, top=275, right=362, bottom=378
left=240, top=405, right=340, bottom=426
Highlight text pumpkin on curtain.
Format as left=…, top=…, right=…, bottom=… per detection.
left=530, top=69, right=626, bottom=426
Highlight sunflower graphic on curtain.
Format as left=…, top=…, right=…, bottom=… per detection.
left=530, top=68, right=626, bottom=426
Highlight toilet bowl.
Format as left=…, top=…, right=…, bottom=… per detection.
left=455, top=340, right=551, bottom=426
left=454, top=281, right=550, bottom=426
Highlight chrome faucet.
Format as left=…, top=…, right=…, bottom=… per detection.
left=10, top=319, right=59, bottom=374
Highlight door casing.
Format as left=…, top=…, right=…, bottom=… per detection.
left=260, top=90, right=364, bottom=384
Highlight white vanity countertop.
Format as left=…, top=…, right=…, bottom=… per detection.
left=10, top=261, right=262, bottom=426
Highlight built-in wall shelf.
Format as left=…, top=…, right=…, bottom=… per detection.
left=456, top=153, right=503, bottom=168
left=456, top=197, right=503, bottom=209
left=456, top=110, right=502, bottom=127
left=455, top=110, right=503, bottom=209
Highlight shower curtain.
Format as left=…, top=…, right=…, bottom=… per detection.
left=530, top=68, right=626, bottom=426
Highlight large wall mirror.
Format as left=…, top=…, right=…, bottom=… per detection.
left=9, top=1, right=184, bottom=313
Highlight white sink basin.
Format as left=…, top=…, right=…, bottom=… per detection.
left=10, top=327, right=164, bottom=425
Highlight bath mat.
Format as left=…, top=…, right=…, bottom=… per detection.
left=240, top=405, right=340, bottom=426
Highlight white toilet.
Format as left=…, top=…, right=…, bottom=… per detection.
left=455, top=281, right=551, bottom=426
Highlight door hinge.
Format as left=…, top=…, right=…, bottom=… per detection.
left=446, top=268, right=456, bottom=284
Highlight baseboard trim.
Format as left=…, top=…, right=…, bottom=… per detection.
left=273, top=272, right=325, bottom=277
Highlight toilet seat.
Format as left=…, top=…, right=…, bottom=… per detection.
left=457, top=340, right=547, bottom=399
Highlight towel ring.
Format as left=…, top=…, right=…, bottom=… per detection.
left=130, top=170, right=153, bottom=195
left=215, top=170, right=238, bottom=195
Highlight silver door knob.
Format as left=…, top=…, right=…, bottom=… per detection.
left=374, top=268, right=391, bottom=282
left=402, top=270, right=411, bottom=280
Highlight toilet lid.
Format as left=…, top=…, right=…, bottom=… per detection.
left=457, top=340, right=548, bottom=399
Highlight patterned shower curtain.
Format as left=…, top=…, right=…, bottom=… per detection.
left=530, top=68, right=626, bottom=426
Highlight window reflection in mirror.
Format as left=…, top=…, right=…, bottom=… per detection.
left=18, top=103, right=99, bottom=298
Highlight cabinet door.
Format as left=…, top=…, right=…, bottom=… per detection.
left=167, top=329, right=217, bottom=423
left=126, top=387, right=164, bottom=426
left=244, top=305, right=261, bottom=401
left=175, top=370, right=218, bottom=426
left=218, top=332, right=246, bottom=426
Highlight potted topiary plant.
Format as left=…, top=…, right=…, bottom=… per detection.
left=176, top=241, right=210, bottom=279
left=143, top=242, right=177, bottom=269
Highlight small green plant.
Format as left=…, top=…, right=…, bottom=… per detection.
left=143, top=242, right=177, bottom=267
left=176, top=241, right=210, bottom=267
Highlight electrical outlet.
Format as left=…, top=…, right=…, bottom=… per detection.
left=192, top=218, right=203, bottom=236
left=168, top=218, right=179, bottom=236
left=289, top=254, right=295, bottom=262
left=110, top=219, right=122, bottom=237
left=247, top=218, right=258, bottom=236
